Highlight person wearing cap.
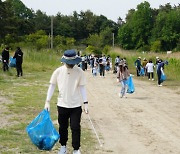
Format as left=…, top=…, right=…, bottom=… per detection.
left=44, top=49, right=88, bottom=154
left=155, top=57, right=161, bottom=72
left=142, top=58, right=148, bottom=76
left=13, top=47, right=23, bottom=77
left=157, top=60, right=168, bottom=86
left=117, top=60, right=130, bottom=98
left=1, top=47, right=9, bottom=71
left=134, top=57, right=142, bottom=76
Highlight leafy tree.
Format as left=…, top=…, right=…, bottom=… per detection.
left=100, top=27, right=114, bottom=46
left=33, top=10, right=51, bottom=34
left=118, top=23, right=134, bottom=49
left=87, top=34, right=102, bottom=48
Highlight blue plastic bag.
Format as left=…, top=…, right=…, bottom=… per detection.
left=160, top=74, right=166, bottom=82
left=126, top=76, right=135, bottom=93
left=9, top=57, right=16, bottom=67
left=139, top=67, right=145, bottom=76
left=26, top=110, right=60, bottom=150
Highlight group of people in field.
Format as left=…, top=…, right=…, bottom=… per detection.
left=134, top=56, right=168, bottom=86
left=1, top=47, right=23, bottom=77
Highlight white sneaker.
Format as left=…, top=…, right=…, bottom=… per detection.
left=123, top=95, right=127, bottom=98
left=152, top=79, right=154, bottom=81
left=148, top=79, right=150, bottom=80
left=73, top=150, right=81, bottom=154
left=58, top=146, right=67, bottom=154
left=118, top=93, right=123, bottom=98
left=158, top=84, right=162, bottom=87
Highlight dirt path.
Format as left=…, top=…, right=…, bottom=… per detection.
left=82, top=69, right=180, bottom=154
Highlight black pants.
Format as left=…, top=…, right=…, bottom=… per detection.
left=3, top=62, right=9, bottom=71
left=57, top=106, right=82, bottom=150
left=136, top=66, right=141, bottom=76
left=100, top=66, right=105, bottom=76
left=148, top=72, right=154, bottom=79
left=157, top=71, right=162, bottom=85
left=16, top=63, right=23, bottom=76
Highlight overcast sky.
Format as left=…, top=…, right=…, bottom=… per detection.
left=20, top=0, right=179, bottom=22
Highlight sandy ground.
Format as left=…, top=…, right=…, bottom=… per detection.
left=82, top=69, right=180, bottom=154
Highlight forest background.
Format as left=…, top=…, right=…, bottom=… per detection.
left=0, top=0, right=180, bottom=53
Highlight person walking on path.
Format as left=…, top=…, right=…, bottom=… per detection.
left=117, top=60, right=130, bottom=98
left=142, top=58, right=148, bottom=76
left=13, top=47, right=23, bottom=77
left=99, top=56, right=106, bottom=77
left=157, top=60, right=168, bottom=86
left=1, top=47, right=9, bottom=72
left=44, top=49, right=88, bottom=154
left=146, top=59, right=155, bottom=81
left=134, top=57, right=142, bottom=77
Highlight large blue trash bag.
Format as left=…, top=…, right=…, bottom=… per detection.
left=160, top=74, right=166, bottom=82
left=26, top=109, right=60, bottom=150
left=126, top=76, right=135, bottom=93
left=9, top=57, right=16, bottom=67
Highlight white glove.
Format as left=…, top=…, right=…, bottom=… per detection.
left=84, top=103, right=88, bottom=114
left=116, top=78, right=119, bottom=83
left=44, top=101, right=50, bottom=111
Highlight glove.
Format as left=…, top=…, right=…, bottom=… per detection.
left=116, top=78, right=119, bottom=83
left=84, top=102, right=88, bottom=114
left=44, top=101, right=50, bottom=111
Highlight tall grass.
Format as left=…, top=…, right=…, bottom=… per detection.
left=24, top=49, right=62, bottom=72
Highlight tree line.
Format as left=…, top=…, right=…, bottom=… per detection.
left=0, top=0, right=179, bottom=52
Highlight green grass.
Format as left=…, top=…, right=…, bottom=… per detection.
left=0, top=49, right=96, bottom=153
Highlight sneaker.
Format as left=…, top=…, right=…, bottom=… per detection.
left=118, top=93, right=123, bottom=98
left=148, top=79, right=150, bottom=80
left=58, top=146, right=67, bottom=154
left=158, top=84, right=162, bottom=87
left=73, top=150, right=81, bottom=154
left=152, top=79, right=154, bottom=81
left=123, top=95, right=127, bottom=98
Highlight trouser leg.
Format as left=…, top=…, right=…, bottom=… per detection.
left=151, top=72, right=154, bottom=79
left=70, top=107, right=82, bottom=150
left=57, top=107, right=69, bottom=146
left=157, top=71, right=161, bottom=85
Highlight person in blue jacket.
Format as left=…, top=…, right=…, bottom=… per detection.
left=157, top=60, right=168, bottom=86
left=134, top=57, right=142, bottom=76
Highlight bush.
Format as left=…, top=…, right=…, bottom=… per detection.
left=151, top=40, right=161, bottom=52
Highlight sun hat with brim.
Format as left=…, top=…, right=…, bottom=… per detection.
left=61, top=50, right=82, bottom=65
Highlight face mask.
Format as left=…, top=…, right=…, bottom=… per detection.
left=66, top=64, right=75, bottom=68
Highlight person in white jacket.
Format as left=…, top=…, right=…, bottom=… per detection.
left=44, top=50, right=88, bottom=154
left=145, top=59, right=155, bottom=81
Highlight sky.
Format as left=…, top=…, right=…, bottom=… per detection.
left=20, top=0, right=179, bottom=22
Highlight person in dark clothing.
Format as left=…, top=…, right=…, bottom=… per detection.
left=13, top=47, right=23, bottom=77
left=157, top=60, right=168, bottom=86
left=2, top=47, right=10, bottom=71
left=134, top=57, right=142, bottom=76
